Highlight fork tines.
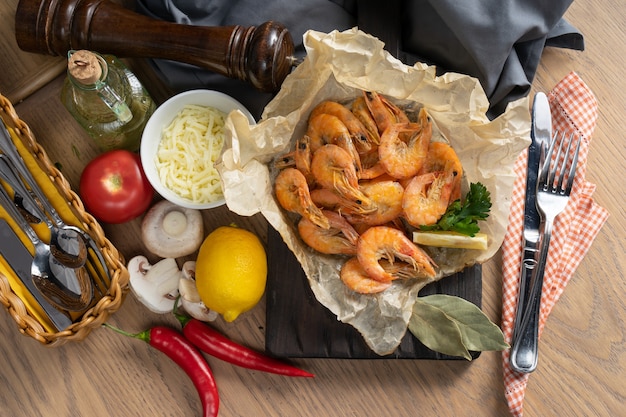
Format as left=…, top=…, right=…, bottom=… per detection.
left=539, top=131, right=583, bottom=196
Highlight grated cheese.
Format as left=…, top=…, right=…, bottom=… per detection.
left=155, top=104, right=227, bottom=204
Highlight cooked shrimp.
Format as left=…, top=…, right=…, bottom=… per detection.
left=298, top=210, right=359, bottom=255
left=363, top=91, right=410, bottom=134
left=356, top=226, right=436, bottom=282
left=274, top=168, right=330, bottom=229
left=378, top=108, right=432, bottom=179
left=351, top=96, right=381, bottom=146
left=340, top=257, right=392, bottom=294
left=306, top=113, right=361, bottom=174
left=340, top=257, right=426, bottom=294
left=420, top=141, right=463, bottom=201
left=310, top=144, right=376, bottom=213
left=402, top=170, right=455, bottom=227
left=310, top=100, right=374, bottom=154
left=306, top=113, right=349, bottom=149
left=345, top=180, right=404, bottom=226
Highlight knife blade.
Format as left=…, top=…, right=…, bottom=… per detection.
left=511, top=92, right=552, bottom=342
left=0, top=219, right=72, bottom=331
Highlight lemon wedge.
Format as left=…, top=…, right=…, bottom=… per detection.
left=412, top=231, right=489, bottom=250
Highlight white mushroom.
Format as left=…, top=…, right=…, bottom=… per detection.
left=141, top=200, right=204, bottom=258
left=127, top=256, right=181, bottom=314
left=178, top=261, right=218, bottom=322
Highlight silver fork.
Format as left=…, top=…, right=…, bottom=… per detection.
left=509, top=131, right=582, bottom=373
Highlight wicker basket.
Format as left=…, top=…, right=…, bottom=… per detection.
left=0, top=93, right=129, bottom=346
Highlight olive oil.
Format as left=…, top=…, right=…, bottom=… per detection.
left=61, top=50, right=155, bottom=152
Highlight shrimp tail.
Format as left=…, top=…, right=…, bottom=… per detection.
left=296, top=187, right=330, bottom=229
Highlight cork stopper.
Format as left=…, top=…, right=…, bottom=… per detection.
left=68, top=50, right=102, bottom=85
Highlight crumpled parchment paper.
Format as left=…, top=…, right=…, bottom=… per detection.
left=218, top=28, right=530, bottom=355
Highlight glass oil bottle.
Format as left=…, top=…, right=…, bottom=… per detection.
left=60, top=50, right=155, bottom=152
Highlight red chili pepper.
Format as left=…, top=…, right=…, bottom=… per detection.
left=178, top=316, right=314, bottom=378
left=104, top=324, right=219, bottom=417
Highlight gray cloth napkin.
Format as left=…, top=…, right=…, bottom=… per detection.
left=399, top=0, right=584, bottom=116
left=136, top=0, right=583, bottom=119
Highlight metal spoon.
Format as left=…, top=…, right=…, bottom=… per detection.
left=0, top=154, right=88, bottom=268
left=0, top=183, right=93, bottom=311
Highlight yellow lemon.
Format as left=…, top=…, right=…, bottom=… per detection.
left=195, top=225, right=267, bottom=322
left=412, top=231, right=489, bottom=250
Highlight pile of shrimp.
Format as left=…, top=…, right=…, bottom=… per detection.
left=273, top=91, right=463, bottom=294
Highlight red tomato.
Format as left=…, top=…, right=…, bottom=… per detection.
left=79, top=150, right=153, bottom=224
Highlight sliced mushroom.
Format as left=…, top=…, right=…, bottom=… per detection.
left=178, top=261, right=218, bottom=322
left=128, top=256, right=181, bottom=314
left=141, top=200, right=204, bottom=258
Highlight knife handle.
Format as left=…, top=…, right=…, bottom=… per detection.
left=509, top=221, right=554, bottom=374
left=511, top=247, right=539, bottom=342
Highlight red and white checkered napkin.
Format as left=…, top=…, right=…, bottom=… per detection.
left=500, top=72, right=610, bottom=416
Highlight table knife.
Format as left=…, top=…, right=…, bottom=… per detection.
left=0, top=219, right=72, bottom=331
left=511, top=92, right=552, bottom=343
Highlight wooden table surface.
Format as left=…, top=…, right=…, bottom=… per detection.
left=1, top=0, right=624, bottom=416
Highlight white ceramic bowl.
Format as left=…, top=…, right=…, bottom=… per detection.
left=140, top=89, right=255, bottom=210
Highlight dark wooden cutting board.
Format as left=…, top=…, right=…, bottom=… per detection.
left=265, top=226, right=482, bottom=359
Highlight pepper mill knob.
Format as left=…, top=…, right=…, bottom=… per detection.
left=15, top=0, right=296, bottom=93
left=228, top=21, right=296, bottom=93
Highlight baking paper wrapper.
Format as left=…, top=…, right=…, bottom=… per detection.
left=218, top=28, right=530, bottom=355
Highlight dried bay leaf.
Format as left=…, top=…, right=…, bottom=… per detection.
left=409, top=294, right=509, bottom=360
left=408, top=301, right=472, bottom=359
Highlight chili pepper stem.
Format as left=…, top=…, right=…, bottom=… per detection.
left=102, top=322, right=150, bottom=343
left=172, top=296, right=191, bottom=327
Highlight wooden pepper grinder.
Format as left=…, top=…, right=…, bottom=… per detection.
left=15, top=0, right=297, bottom=93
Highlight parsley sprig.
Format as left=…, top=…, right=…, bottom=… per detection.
left=419, top=182, right=492, bottom=236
